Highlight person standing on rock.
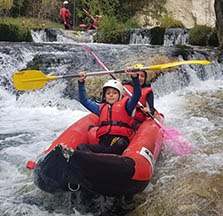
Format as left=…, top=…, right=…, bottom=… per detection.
left=60, top=1, right=73, bottom=29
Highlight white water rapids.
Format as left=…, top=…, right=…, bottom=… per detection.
left=0, top=34, right=223, bottom=215
left=1, top=75, right=223, bottom=215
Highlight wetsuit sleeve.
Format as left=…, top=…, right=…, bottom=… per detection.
left=78, top=81, right=100, bottom=116
left=146, top=91, right=155, bottom=115
left=125, top=76, right=141, bottom=115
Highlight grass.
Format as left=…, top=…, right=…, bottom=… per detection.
left=0, top=16, right=64, bottom=29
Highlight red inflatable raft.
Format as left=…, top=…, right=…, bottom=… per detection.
left=32, top=111, right=164, bottom=196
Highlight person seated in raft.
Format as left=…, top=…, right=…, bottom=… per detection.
left=122, top=64, right=156, bottom=130
left=77, top=68, right=141, bottom=155
left=88, top=15, right=102, bottom=30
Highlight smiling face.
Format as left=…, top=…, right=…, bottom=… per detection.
left=105, top=87, right=120, bottom=104
left=138, top=71, right=146, bottom=86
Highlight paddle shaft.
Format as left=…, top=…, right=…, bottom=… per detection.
left=57, top=67, right=151, bottom=79
left=13, top=56, right=210, bottom=91
left=82, top=8, right=96, bottom=21
left=49, top=58, right=210, bottom=80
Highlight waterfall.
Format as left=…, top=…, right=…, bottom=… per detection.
left=31, top=28, right=96, bottom=43
left=129, top=29, right=152, bottom=44
left=31, top=28, right=189, bottom=46
left=163, top=28, right=189, bottom=46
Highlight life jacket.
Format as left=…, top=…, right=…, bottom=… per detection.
left=88, top=19, right=97, bottom=30
left=124, top=84, right=152, bottom=122
left=96, top=97, right=134, bottom=138
left=60, top=8, right=71, bottom=22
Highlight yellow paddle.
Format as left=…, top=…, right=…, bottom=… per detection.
left=13, top=60, right=210, bottom=91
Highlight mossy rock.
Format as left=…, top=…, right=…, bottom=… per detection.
left=150, top=27, right=165, bottom=45
left=207, top=29, right=219, bottom=47
left=174, top=45, right=192, bottom=59
left=0, top=23, right=32, bottom=42
left=26, top=55, right=43, bottom=70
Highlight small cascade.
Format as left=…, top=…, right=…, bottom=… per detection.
left=129, top=28, right=189, bottom=45
left=31, top=28, right=96, bottom=43
left=1, top=40, right=221, bottom=102
left=31, top=28, right=65, bottom=43
left=129, top=29, right=151, bottom=44
left=31, top=27, right=189, bottom=46
left=164, top=28, right=189, bottom=46
left=31, top=29, right=48, bottom=43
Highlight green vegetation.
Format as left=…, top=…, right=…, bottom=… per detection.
left=0, top=0, right=219, bottom=46
left=0, top=23, right=32, bottom=42
left=159, top=15, right=185, bottom=28
left=97, top=15, right=140, bottom=44
left=0, top=0, right=167, bottom=27
left=189, top=25, right=219, bottom=46
left=206, top=28, right=219, bottom=47
left=0, top=16, right=64, bottom=42
left=26, top=55, right=43, bottom=70
left=0, top=16, right=63, bottom=29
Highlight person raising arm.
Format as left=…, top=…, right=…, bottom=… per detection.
left=77, top=69, right=141, bottom=155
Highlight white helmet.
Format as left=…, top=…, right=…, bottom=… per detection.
left=102, top=80, right=124, bottom=100
left=63, top=1, right=69, bottom=4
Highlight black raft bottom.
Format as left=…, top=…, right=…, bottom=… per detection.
left=33, top=145, right=149, bottom=196
left=68, top=150, right=149, bottom=196
left=34, top=145, right=76, bottom=193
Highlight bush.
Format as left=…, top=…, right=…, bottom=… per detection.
left=159, top=15, right=185, bottom=28
left=207, top=28, right=219, bottom=47
left=0, top=23, right=32, bottom=42
left=189, top=25, right=212, bottom=46
left=97, top=15, right=141, bottom=44
left=124, top=19, right=141, bottom=29
left=97, top=15, right=119, bottom=43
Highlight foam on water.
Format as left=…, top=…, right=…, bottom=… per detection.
left=1, top=77, right=222, bottom=215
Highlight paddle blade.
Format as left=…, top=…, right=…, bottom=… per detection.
left=79, top=24, right=87, bottom=27
left=13, top=70, right=56, bottom=90
left=162, top=127, right=193, bottom=155
left=149, top=60, right=210, bottom=70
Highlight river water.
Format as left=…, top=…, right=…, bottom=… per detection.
left=0, top=30, right=223, bottom=216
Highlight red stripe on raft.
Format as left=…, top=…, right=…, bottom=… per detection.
left=123, top=112, right=164, bottom=181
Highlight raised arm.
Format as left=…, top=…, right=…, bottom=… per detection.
left=78, top=72, right=100, bottom=115
left=124, top=68, right=141, bottom=115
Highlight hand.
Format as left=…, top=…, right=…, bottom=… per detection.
left=125, top=67, right=137, bottom=78
left=78, top=72, right=87, bottom=82
left=64, top=22, right=67, bottom=24
left=142, top=107, right=151, bottom=113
